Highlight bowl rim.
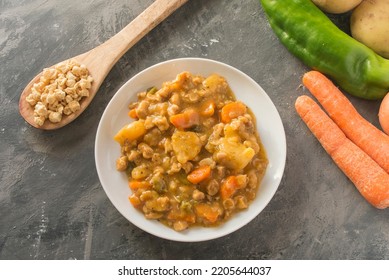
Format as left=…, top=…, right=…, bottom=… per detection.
left=95, top=57, right=286, bottom=242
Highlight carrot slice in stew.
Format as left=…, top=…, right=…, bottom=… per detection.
left=187, top=165, right=211, bottom=184
left=194, top=203, right=220, bottom=223
left=167, top=207, right=196, bottom=224
left=128, top=108, right=137, bottom=119
left=169, top=109, right=200, bottom=129
left=221, top=101, right=247, bottom=123
left=128, top=194, right=141, bottom=208
left=220, top=176, right=244, bottom=200
left=200, top=100, right=216, bottom=117
left=128, top=180, right=151, bottom=190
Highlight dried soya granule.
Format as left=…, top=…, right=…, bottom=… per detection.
left=26, top=60, right=93, bottom=126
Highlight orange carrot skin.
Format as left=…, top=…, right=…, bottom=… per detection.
left=167, top=206, right=196, bottom=224
left=221, top=102, right=247, bottom=123
left=129, top=180, right=151, bottom=190
left=128, top=108, right=137, bottom=119
left=200, top=100, right=216, bottom=117
left=169, top=109, right=200, bottom=129
left=303, top=71, right=389, bottom=174
left=187, top=165, right=211, bottom=184
left=194, top=203, right=220, bottom=223
left=378, top=92, right=389, bottom=135
left=295, top=95, right=389, bottom=209
left=129, top=194, right=141, bottom=208
left=220, top=176, right=241, bottom=200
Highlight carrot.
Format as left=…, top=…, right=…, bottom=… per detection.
left=128, top=180, right=151, bottom=190
left=200, top=100, right=216, bottom=117
left=128, top=194, right=141, bottom=208
left=128, top=108, right=137, bottom=119
left=295, top=95, right=389, bottom=209
left=221, top=101, right=247, bottom=123
left=220, top=176, right=244, bottom=200
left=187, top=165, right=211, bottom=184
left=303, top=70, right=389, bottom=174
left=169, top=109, right=199, bottom=129
left=378, top=92, right=389, bottom=135
left=167, top=207, right=196, bottom=224
left=194, top=203, right=220, bottom=223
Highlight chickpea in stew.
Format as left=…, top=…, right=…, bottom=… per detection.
left=114, top=71, right=268, bottom=231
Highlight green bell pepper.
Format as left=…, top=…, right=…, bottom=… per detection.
left=260, top=0, right=389, bottom=100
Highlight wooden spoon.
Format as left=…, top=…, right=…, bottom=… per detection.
left=19, top=0, right=188, bottom=130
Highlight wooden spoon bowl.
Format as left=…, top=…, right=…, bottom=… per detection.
left=19, top=0, right=188, bottom=130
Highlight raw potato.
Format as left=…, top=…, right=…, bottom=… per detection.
left=351, top=0, right=389, bottom=59
left=311, top=0, right=362, bottom=13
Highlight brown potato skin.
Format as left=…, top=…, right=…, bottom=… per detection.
left=351, top=0, right=389, bottom=59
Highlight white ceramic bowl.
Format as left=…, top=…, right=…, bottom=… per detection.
left=95, top=58, right=286, bottom=242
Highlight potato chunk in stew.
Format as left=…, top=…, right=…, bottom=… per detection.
left=171, top=131, right=201, bottom=164
left=115, top=71, right=268, bottom=231
left=114, top=120, right=146, bottom=145
left=217, top=137, right=255, bottom=171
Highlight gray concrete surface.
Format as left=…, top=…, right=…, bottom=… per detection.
left=1, top=0, right=389, bottom=260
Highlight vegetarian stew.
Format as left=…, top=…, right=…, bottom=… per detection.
left=114, top=71, right=268, bottom=231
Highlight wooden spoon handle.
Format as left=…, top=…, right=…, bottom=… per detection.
left=76, top=0, right=188, bottom=86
